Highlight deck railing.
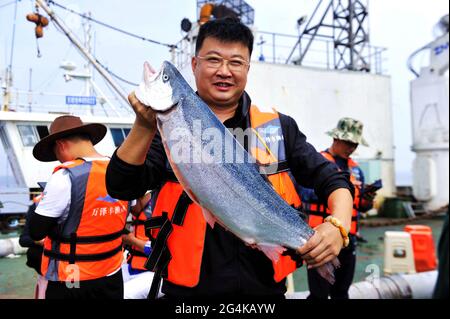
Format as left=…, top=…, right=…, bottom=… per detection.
left=173, top=29, right=388, bottom=75
left=4, top=89, right=133, bottom=117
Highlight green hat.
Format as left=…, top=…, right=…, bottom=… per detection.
left=326, top=117, right=369, bottom=146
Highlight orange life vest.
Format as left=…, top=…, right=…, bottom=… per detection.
left=128, top=203, right=152, bottom=271
left=147, top=105, right=304, bottom=288
left=305, top=151, right=361, bottom=235
left=41, top=159, right=128, bottom=282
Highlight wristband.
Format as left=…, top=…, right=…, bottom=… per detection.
left=324, top=216, right=350, bottom=248
left=143, top=241, right=152, bottom=256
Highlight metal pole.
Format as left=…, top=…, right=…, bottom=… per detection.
left=35, top=0, right=130, bottom=107
left=326, top=40, right=330, bottom=69
left=348, top=0, right=355, bottom=70
left=272, top=33, right=276, bottom=64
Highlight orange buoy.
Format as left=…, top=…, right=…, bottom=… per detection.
left=26, top=13, right=49, bottom=38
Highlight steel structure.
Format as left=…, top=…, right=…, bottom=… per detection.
left=197, top=0, right=255, bottom=25
left=286, top=0, right=370, bottom=72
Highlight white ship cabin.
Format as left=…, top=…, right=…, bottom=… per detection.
left=0, top=98, right=134, bottom=225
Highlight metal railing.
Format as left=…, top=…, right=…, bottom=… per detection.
left=254, top=30, right=388, bottom=75
left=4, top=89, right=134, bottom=118
left=173, top=29, right=388, bottom=75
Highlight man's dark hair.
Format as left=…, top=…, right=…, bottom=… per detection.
left=195, top=17, right=254, bottom=57
left=62, top=133, right=91, bottom=143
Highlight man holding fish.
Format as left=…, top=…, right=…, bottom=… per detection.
left=106, top=17, right=354, bottom=299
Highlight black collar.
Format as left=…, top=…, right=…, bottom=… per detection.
left=223, top=91, right=252, bottom=129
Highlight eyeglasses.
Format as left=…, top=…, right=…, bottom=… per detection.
left=196, top=55, right=250, bottom=72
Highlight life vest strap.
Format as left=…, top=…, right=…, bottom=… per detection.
left=172, top=192, right=192, bottom=226
left=144, top=212, right=173, bottom=272
left=144, top=212, right=173, bottom=300
left=43, top=244, right=122, bottom=262
left=50, top=229, right=125, bottom=244
left=258, top=160, right=290, bottom=176
left=131, top=219, right=146, bottom=226
left=144, top=190, right=193, bottom=299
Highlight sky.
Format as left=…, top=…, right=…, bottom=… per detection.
left=0, top=0, right=449, bottom=186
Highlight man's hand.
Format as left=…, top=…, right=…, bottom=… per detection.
left=128, top=92, right=157, bottom=131
left=117, top=92, right=157, bottom=165
left=122, top=232, right=147, bottom=252
left=360, top=190, right=376, bottom=212
left=122, top=232, right=137, bottom=245
left=298, top=222, right=343, bottom=269
left=34, top=239, right=45, bottom=246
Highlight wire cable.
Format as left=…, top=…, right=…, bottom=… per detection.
left=99, top=63, right=139, bottom=86
left=0, top=0, right=16, bottom=9
left=47, top=0, right=177, bottom=49
left=8, top=0, right=18, bottom=71
left=50, top=18, right=139, bottom=87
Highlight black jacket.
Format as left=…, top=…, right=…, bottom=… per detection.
left=106, top=91, right=353, bottom=297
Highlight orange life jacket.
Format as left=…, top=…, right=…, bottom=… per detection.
left=128, top=203, right=152, bottom=271
left=305, top=151, right=361, bottom=235
left=146, top=105, right=304, bottom=289
left=41, top=159, right=128, bottom=282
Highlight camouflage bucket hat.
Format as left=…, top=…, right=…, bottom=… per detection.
left=326, top=117, right=369, bottom=146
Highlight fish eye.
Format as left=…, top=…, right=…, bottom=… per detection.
left=162, top=74, right=170, bottom=82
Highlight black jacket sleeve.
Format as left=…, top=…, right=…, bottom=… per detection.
left=279, top=113, right=354, bottom=202
left=106, top=131, right=168, bottom=201
left=19, top=204, right=38, bottom=248
left=28, top=211, right=58, bottom=241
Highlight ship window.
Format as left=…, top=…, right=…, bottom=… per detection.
left=110, top=128, right=130, bottom=147
left=36, top=125, right=49, bottom=139
left=17, top=125, right=39, bottom=147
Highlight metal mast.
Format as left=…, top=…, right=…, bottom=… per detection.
left=35, top=0, right=130, bottom=107
left=286, top=0, right=370, bottom=72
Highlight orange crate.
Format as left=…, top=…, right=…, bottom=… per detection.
left=404, top=225, right=437, bottom=272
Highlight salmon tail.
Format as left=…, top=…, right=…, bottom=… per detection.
left=257, top=243, right=286, bottom=263
left=316, top=257, right=340, bottom=285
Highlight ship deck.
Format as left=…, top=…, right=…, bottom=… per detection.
left=0, top=215, right=445, bottom=298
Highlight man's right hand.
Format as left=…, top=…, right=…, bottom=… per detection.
left=128, top=91, right=157, bottom=131
left=116, top=92, right=158, bottom=165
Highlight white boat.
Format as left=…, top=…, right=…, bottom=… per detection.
left=0, top=0, right=446, bottom=300
left=2, top=0, right=442, bottom=232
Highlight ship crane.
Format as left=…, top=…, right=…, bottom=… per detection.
left=408, top=14, right=449, bottom=211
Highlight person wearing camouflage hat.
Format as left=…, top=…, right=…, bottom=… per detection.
left=326, top=117, right=369, bottom=147
left=299, top=117, right=379, bottom=299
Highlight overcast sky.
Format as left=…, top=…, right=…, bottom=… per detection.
left=1, top=0, right=449, bottom=185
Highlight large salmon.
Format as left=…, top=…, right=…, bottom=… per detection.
left=135, top=61, right=340, bottom=283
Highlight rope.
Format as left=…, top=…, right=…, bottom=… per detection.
left=47, top=0, right=177, bottom=49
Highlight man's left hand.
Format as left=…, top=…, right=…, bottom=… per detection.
left=297, top=222, right=343, bottom=269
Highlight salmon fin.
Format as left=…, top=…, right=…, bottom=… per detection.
left=201, top=207, right=216, bottom=229
left=257, top=243, right=286, bottom=263
left=316, top=258, right=340, bottom=285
